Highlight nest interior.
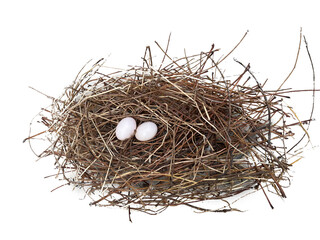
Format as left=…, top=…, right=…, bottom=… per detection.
left=29, top=39, right=313, bottom=215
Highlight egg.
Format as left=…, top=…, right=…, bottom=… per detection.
left=115, top=117, right=137, bottom=141
left=135, top=121, right=158, bottom=141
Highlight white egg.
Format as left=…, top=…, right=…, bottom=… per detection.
left=135, top=121, right=158, bottom=141
left=116, top=117, right=137, bottom=141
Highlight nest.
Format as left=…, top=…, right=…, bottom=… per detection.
left=26, top=35, right=314, bottom=216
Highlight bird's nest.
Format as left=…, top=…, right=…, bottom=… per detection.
left=26, top=33, right=314, bottom=217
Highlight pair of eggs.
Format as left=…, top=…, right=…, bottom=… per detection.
left=115, top=117, right=158, bottom=141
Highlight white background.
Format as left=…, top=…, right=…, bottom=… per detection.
left=1, top=0, right=319, bottom=239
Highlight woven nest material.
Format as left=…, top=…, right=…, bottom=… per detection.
left=26, top=35, right=314, bottom=216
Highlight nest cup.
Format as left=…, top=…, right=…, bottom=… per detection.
left=28, top=38, right=313, bottom=215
